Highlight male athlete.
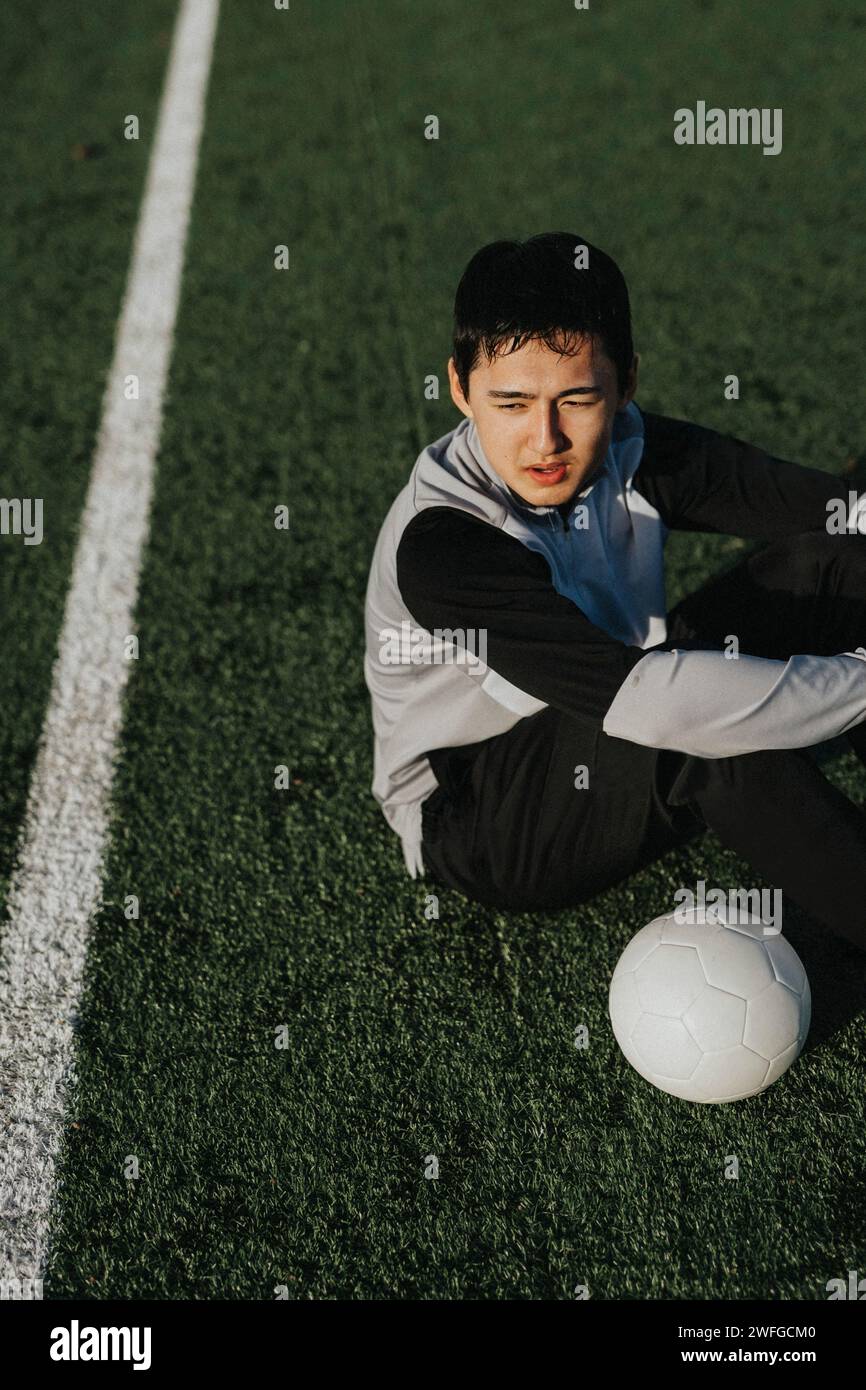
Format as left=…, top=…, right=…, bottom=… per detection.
left=364, top=232, right=866, bottom=952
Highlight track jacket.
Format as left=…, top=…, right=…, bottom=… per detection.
left=363, top=402, right=866, bottom=877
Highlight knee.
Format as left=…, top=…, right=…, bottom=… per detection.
left=764, top=530, right=833, bottom=564
left=667, top=747, right=810, bottom=812
left=756, top=529, right=866, bottom=586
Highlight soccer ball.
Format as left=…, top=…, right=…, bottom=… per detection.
left=608, top=907, right=811, bottom=1103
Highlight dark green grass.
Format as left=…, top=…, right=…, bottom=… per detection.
left=0, top=1, right=177, bottom=903
left=25, top=0, right=866, bottom=1297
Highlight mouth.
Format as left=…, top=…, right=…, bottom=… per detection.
left=526, top=463, right=568, bottom=486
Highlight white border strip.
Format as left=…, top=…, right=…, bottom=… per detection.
left=0, top=0, right=221, bottom=1290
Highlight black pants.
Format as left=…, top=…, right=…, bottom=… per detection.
left=421, top=532, right=866, bottom=953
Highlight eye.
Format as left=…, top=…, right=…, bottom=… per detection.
left=495, top=403, right=526, bottom=411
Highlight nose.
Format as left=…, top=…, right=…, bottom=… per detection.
left=530, top=402, right=567, bottom=456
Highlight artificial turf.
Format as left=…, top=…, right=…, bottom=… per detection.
left=0, top=1, right=176, bottom=907
left=3, top=0, right=865, bottom=1298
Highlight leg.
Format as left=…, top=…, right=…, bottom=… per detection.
left=667, top=747, right=866, bottom=953
left=421, top=707, right=704, bottom=912
left=423, top=704, right=866, bottom=952
left=422, top=531, right=866, bottom=943
left=661, top=531, right=866, bottom=949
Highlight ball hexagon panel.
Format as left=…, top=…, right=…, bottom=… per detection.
left=608, top=971, right=642, bottom=1039
left=763, top=934, right=808, bottom=995
left=634, top=943, right=706, bottom=1016
left=744, top=979, right=804, bottom=1060
left=689, top=1046, right=770, bottom=1101
left=693, top=929, right=776, bottom=999
left=613, top=918, right=666, bottom=975
left=630, top=1013, right=703, bottom=1079
left=683, top=985, right=747, bottom=1052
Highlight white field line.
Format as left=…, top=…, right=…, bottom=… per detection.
left=0, top=0, right=220, bottom=1290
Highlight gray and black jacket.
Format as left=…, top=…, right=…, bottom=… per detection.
left=364, top=402, right=866, bottom=876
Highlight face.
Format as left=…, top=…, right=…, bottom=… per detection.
left=448, top=336, right=638, bottom=508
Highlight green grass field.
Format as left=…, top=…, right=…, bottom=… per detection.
left=2, top=0, right=866, bottom=1300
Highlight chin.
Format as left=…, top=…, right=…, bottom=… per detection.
left=535, top=478, right=580, bottom=500
left=519, top=484, right=570, bottom=507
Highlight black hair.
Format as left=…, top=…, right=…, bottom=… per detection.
left=452, top=232, right=634, bottom=400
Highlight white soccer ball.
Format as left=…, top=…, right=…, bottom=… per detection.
left=608, top=907, right=811, bottom=1103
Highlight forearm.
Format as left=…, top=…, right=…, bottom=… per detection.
left=602, top=646, right=866, bottom=756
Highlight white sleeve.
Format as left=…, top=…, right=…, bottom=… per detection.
left=602, top=646, right=866, bottom=757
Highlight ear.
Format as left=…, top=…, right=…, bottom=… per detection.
left=618, top=353, right=639, bottom=410
left=447, top=357, right=473, bottom=419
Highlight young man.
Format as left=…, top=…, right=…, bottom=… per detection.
left=364, top=232, right=866, bottom=951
